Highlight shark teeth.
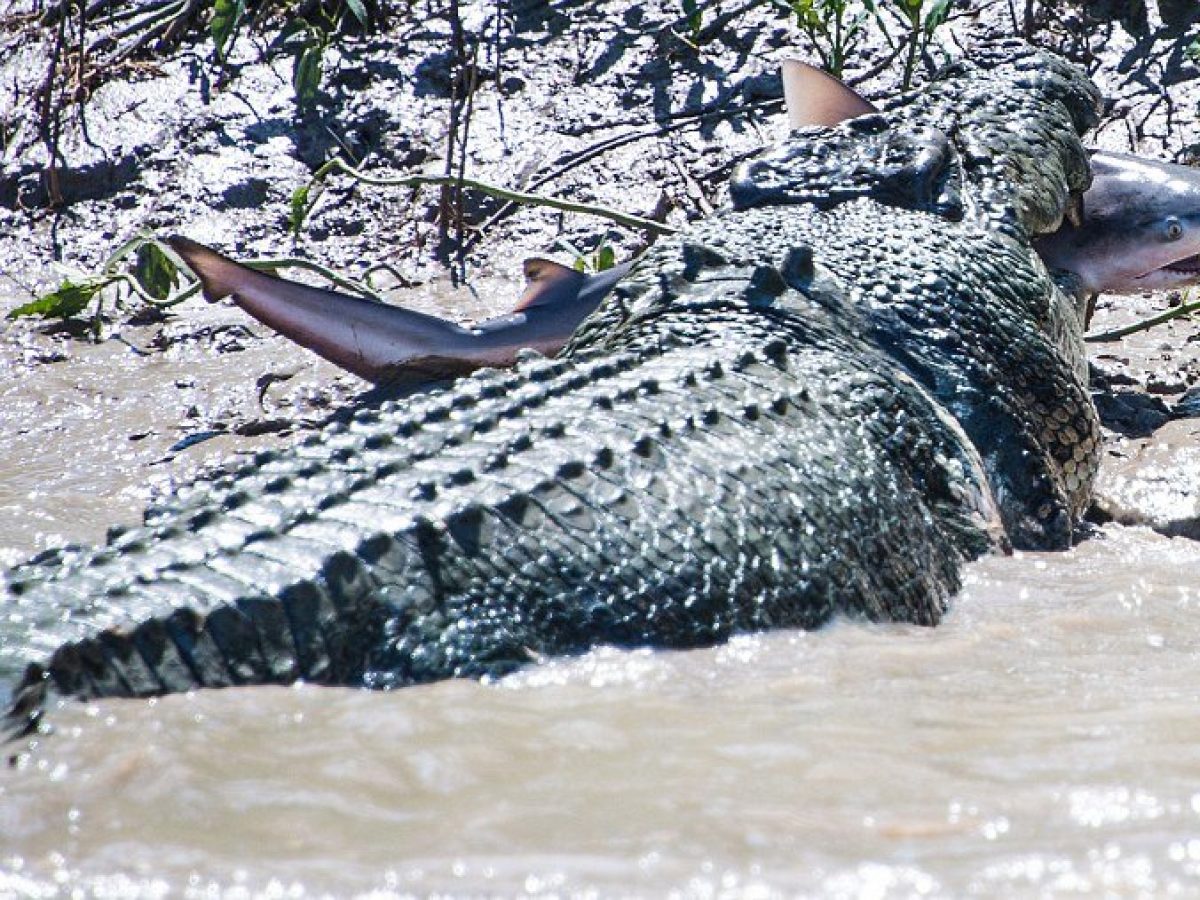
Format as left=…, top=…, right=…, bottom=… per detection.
left=1166, top=254, right=1200, bottom=274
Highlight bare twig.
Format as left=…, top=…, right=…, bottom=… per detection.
left=240, top=255, right=388, bottom=303
left=1084, top=299, right=1200, bottom=343
left=303, top=156, right=677, bottom=235
left=439, top=0, right=466, bottom=273
left=470, top=96, right=784, bottom=241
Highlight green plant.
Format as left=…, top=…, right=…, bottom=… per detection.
left=679, top=0, right=706, bottom=48
left=877, top=0, right=953, bottom=90
left=788, top=0, right=875, bottom=80
left=7, top=234, right=189, bottom=336
left=6, top=231, right=387, bottom=335
left=9, top=0, right=382, bottom=206
left=784, top=0, right=952, bottom=87
left=558, top=238, right=619, bottom=273
left=1187, top=36, right=1200, bottom=66
left=211, top=0, right=248, bottom=63
left=271, top=0, right=371, bottom=108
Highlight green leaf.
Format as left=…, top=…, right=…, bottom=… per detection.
left=924, top=0, right=952, bottom=32
left=1189, top=38, right=1200, bottom=65
left=294, top=42, right=324, bottom=106
left=7, top=277, right=110, bottom=321
left=210, top=0, right=246, bottom=61
left=344, top=0, right=368, bottom=26
left=288, top=184, right=311, bottom=235
left=270, top=17, right=311, bottom=50
left=134, top=242, right=179, bottom=301
left=595, top=244, right=616, bottom=272
left=102, top=232, right=146, bottom=272
left=556, top=238, right=585, bottom=265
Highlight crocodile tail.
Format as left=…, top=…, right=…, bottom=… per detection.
left=3, top=548, right=391, bottom=744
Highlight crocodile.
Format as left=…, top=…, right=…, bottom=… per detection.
left=2, top=40, right=1102, bottom=737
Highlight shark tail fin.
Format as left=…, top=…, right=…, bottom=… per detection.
left=166, top=235, right=268, bottom=303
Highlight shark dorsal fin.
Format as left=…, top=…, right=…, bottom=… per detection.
left=517, top=257, right=587, bottom=311
left=782, top=59, right=878, bottom=129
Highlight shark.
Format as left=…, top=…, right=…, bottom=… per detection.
left=169, top=61, right=1200, bottom=386
left=1033, top=150, right=1200, bottom=295
left=169, top=236, right=630, bottom=385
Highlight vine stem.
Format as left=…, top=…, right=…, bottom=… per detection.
left=116, top=244, right=389, bottom=312
left=1084, top=298, right=1200, bottom=343
left=303, top=157, right=677, bottom=236
left=238, top=256, right=387, bottom=303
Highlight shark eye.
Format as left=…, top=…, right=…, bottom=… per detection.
left=1165, top=217, right=1185, bottom=241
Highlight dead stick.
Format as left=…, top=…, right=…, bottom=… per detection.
left=1085, top=299, right=1200, bottom=343
left=309, top=157, right=676, bottom=235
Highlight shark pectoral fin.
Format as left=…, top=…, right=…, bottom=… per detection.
left=781, top=59, right=878, bottom=130
left=452, top=257, right=633, bottom=369
left=516, top=257, right=588, bottom=311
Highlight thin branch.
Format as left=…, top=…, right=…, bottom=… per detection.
left=470, top=97, right=784, bottom=241
left=307, top=156, right=677, bottom=235
left=240, top=256, right=387, bottom=303
left=112, top=271, right=200, bottom=307
left=1085, top=298, right=1200, bottom=343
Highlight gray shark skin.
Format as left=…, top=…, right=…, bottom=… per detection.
left=2, top=40, right=1103, bottom=738
left=169, top=236, right=631, bottom=386
left=1034, top=150, right=1200, bottom=296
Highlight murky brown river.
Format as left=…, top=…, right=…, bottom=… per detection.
left=2, top=294, right=1199, bottom=896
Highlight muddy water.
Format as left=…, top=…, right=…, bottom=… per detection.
left=3, top=296, right=1200, bottom=895
left=1, top=529, right=1199, bottom=895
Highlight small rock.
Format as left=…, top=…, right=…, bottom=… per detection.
left=1146, top=375, right=1186, bottom=395
left=1174, top=387, right=1200, bottom=418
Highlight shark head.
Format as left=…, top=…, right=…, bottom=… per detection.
left=1034, top=150, right=1200, bottom=295
left=779, top=62, right=1200, bottom=299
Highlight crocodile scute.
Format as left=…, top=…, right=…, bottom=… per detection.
left=2, top=41, right=1102, bottom=736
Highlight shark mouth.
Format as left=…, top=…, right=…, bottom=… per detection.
left=1165, top=253, right=1200, bottom=274
left=1134, top=253, right=1200, bottom=280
